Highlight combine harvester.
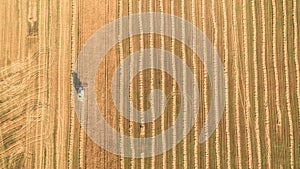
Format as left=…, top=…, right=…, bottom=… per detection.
left=72, top=72, right=87, bottom=101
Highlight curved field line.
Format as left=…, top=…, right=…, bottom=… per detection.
left=250, top=0, right=262, bottom=167
left=282, top=0, right=295, bottom=167
left=24, top=1, right=33, bottom=167
left=158, top=0, right=167, bottom=168
left=117, top=0, right=125, bottom=168
left=211, top=0, right=221, bottom=168
left=242, top=0, right=253, bottom=168
left=259, top=0, right=272, bottom=168
left=271, top=0, right=283, bottom=132
left=170, top=1, right=177, bottom=168
left=0, top=128, right=6, bottom=168
left=293, top=0, right=300, bottom=125
left=221, top=0, right=232, bottom=168
left=201, top=0, right=209, bottom=168
left=232, top=1, right=242, bottom=168
left=191, top=0, right=199, bottom=168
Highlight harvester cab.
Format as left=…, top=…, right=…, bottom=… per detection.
left=77, top=86, right=84, bottom=101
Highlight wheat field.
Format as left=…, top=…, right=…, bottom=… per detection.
left=0, top=0, right=299, bottom=168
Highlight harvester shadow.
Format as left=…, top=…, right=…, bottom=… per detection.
left=72, top=72, right=82, bottom=93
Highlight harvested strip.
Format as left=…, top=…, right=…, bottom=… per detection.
left=158, top=0, right=167, bottom=168
left=201, top=0, right=209, bottom=167
left=221, top=0, right=232, bottom=168
left=70, top=0, right=84, bottom=168
left=211, top=0, right=221, bottom=168
left=191, top=0, right=199, bottom=168
left=117, top=0, right=125, bottom=168
left=128, top=0, right=136, bottom=168
left=180, top=0, right=188, bottom=168
left=293, top=0, right=300, bottom=124
left=170, top=0, right=177, bottom=168
left=282, top=0, right=294, bottom=167
left=68, top=0, right=78, bottom=167
left=271, top=0, right=282, bottom=131
left=137, top=0, right=145, bottom=168
left=250, top=0, right=262, bottom=167
left=242, top=0, right=253, bottom=168
left=38, top=0, right=50, bottom=168
left=147, top=1, right=156, bottom=168
left=260, top=0, right=272, bottom=167
left=232, top=1, right=242, bottom=168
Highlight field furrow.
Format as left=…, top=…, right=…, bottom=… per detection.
left=68, top=0, right=77, bottom=167
left=282, top=0, right=295, bottom=167
left=180, top=0, right=188, bottom=168
left=293, top=0, right=300, bottom=123
left=170, top=1, right=177, bottom=168
left=271, top=0, right=283, bottom=132
left=259, top=0, right=272, bottom=167
left=137, top=0, right=145, bottom=168
left=250, top=0, right=262, bottom=167
left=117, top=0, right=125, bottom=168
left=191, top=0, right=199, bottom=168
left=242, top=0, right=253, bottom=168
left=201, top=0, right=209, bottom=168
left=128, top=0, right=136, bottom=168
left=231, top=1, right=242, bottom=168
left=220, top=1, right=232, bottom=168
left=158, top=1, right=167, bottom=168
left=147, top=1, right=156, bottom=168
left=211, top=0, right=221, bottom=168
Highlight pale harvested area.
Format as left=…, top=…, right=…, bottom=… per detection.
left=0, top=0, right=299, bottom=168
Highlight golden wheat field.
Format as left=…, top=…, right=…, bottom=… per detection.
left=0, top=0, right=299, bottom=168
